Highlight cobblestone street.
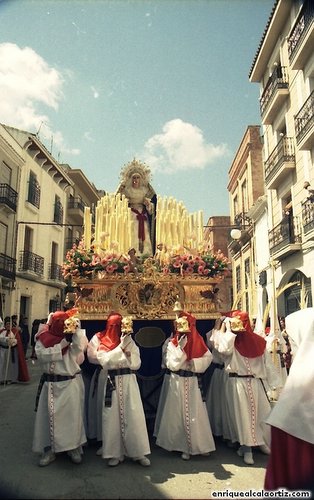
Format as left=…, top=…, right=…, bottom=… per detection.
left=0, top=354, right=269, bottom=500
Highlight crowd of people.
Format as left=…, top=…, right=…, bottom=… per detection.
left=1, top=304, right=313, bottom=495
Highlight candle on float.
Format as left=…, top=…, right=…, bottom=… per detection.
left=83, top=206, right=92, bottom=250
left=116, top=214, right=121, bottom=251
left=199, top=210, right=204, bottom=245
left=94, top=204, right=100, bottom=250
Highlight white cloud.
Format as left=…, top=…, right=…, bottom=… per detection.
left=83, top=131, right=95, bottom=142
left=0, top=42, right=79, bottom=156
left=91, top=85, right=99, bottom=98
left=142, top=119, right=228, bottom=173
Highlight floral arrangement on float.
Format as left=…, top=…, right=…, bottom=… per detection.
left=162, top=250, right=229, bottom=278
left=61, top=240, right=230, bottom=281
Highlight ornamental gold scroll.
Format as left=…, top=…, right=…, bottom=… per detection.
left=75, top=274, right=221, bottom=320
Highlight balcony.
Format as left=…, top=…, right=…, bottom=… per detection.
left=295, top=90, right=314, bottom=151
left=302, top=198, right=314, bottom=239
left=67, top=197, right=86, bottom=224
left=18, top=250, right=44, bottom=277
left=0, top=253, right=16, bottom=280
left=260, top=66, right=289, bottom=125
left=48, top=263, right=63, bottom=281
left=288, top=0, right=314, bottom=70
left=269, top=216, right=301, bottom=260
left=0, top=183, right=18, bottom=213
left=264, top=137, right=295, bottom=190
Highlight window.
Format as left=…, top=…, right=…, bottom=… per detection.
left=0, top=222, right=8, bottom=254
left=27, top=171, right=41, bottom=208
left=0, top=161, right=12, bottom=184
left=53, top=195, right=63, bottom=225
left=236, top=265, right=241, bottom=309
left=244, top=258, right=250, bottom=312
left=24, top=226, right=33, bottom=253
left=233, top=196, right=238, bottom=220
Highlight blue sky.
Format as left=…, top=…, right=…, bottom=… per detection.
left=0, top=0, right=274, bottom=221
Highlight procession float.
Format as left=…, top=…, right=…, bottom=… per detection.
left=61, top=159, right=230, bottom=421
left=62, top=159, right=229, bottom=322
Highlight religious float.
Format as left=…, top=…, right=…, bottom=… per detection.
left=62, top=159, right=229, bottom=322
left=61, top=159, right=230, bottom=423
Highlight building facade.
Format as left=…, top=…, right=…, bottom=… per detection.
left=0, top=124, right=101, bottom=327
left=227, top=125, right=265, bottom=319
left=0, top=125, right=24, bottom=320
left=204, top=215, right=232, bottom=311
left=250, top=0, right=314, bottom=318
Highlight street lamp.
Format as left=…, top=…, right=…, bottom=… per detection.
left=230, top=228, right=242, bottom=240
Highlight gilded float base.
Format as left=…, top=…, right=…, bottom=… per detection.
left=74, top=271, right=223, bottom=320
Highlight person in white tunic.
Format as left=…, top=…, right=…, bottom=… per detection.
left=264, top=326, right=288, bottom=396
left=87, top=312, right=151, bottom=467
left=215, top=310, right=281, bottom=465
left=205, top=321, right=238, bottom=445
left=154, top=308, right=216, bottom=460
left=32, top=308, right=88, bottom=467
left=264, top=307, right=314, bottom=492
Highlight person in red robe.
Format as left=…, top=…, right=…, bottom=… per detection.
left=264, top=307, right=314, bottom=494
left=0, top=317, right=29, bottom=383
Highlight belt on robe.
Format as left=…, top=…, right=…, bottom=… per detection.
left=105, top=368, right=137, bottom=408
left=228, top=373, right=256, bottom=378
left=212, top=362, right=224, bottom=370
left=34, top=371, right=81, bottom=412
left=166, top=368, right=206, bottom=402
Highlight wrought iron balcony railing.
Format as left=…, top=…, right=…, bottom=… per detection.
left=48, top=263, right=63, bottom=281
left=260, top=66, right=289, bottom=118
left=269, top=216, right=301, bottom=255
left=0, top=183, right=18, bottom=212
left=18, top=250, right=44, bottom=276
left=302, top=198, right=314, bottom=235
left=0, top=253, right=16, bottom=280
left=295, top=90, right=314, bottom=146
left=68, top=198, right=86, bottom=211
left=264, top=137, right=295, bottom=184
left=288, top=0, right=314, bottom=62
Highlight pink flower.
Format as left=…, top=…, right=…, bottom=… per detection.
left=172, top=260, right=181, bottom=268
left=106, top=263, right=118, bottom=274
left=185, top=266, right=194, bottom=275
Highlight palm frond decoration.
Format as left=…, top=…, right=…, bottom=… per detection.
left=262, top=281, right=299, bottom=331
left=231, top=288, right=248, bottom=311
left=299, top=279, right=309, bottom=309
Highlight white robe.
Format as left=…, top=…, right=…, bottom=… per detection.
left=154, top=341, right=216, bottom=455
left=266, top=307, right=314, bottom=444
left=86, top=365, right=106, bottom=441
left=0, top=333, right=19, bottom=383
left=265, top=333, right=288, bottom=392
left=32, top=329, right=88, bottom=454
left=206, top=329, right=238, bottom=443
left=153, top=337, right=171, bottom=437
left=87, top=334, right=151, bottom=460
left=215, top=329, right=281, bottom=448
